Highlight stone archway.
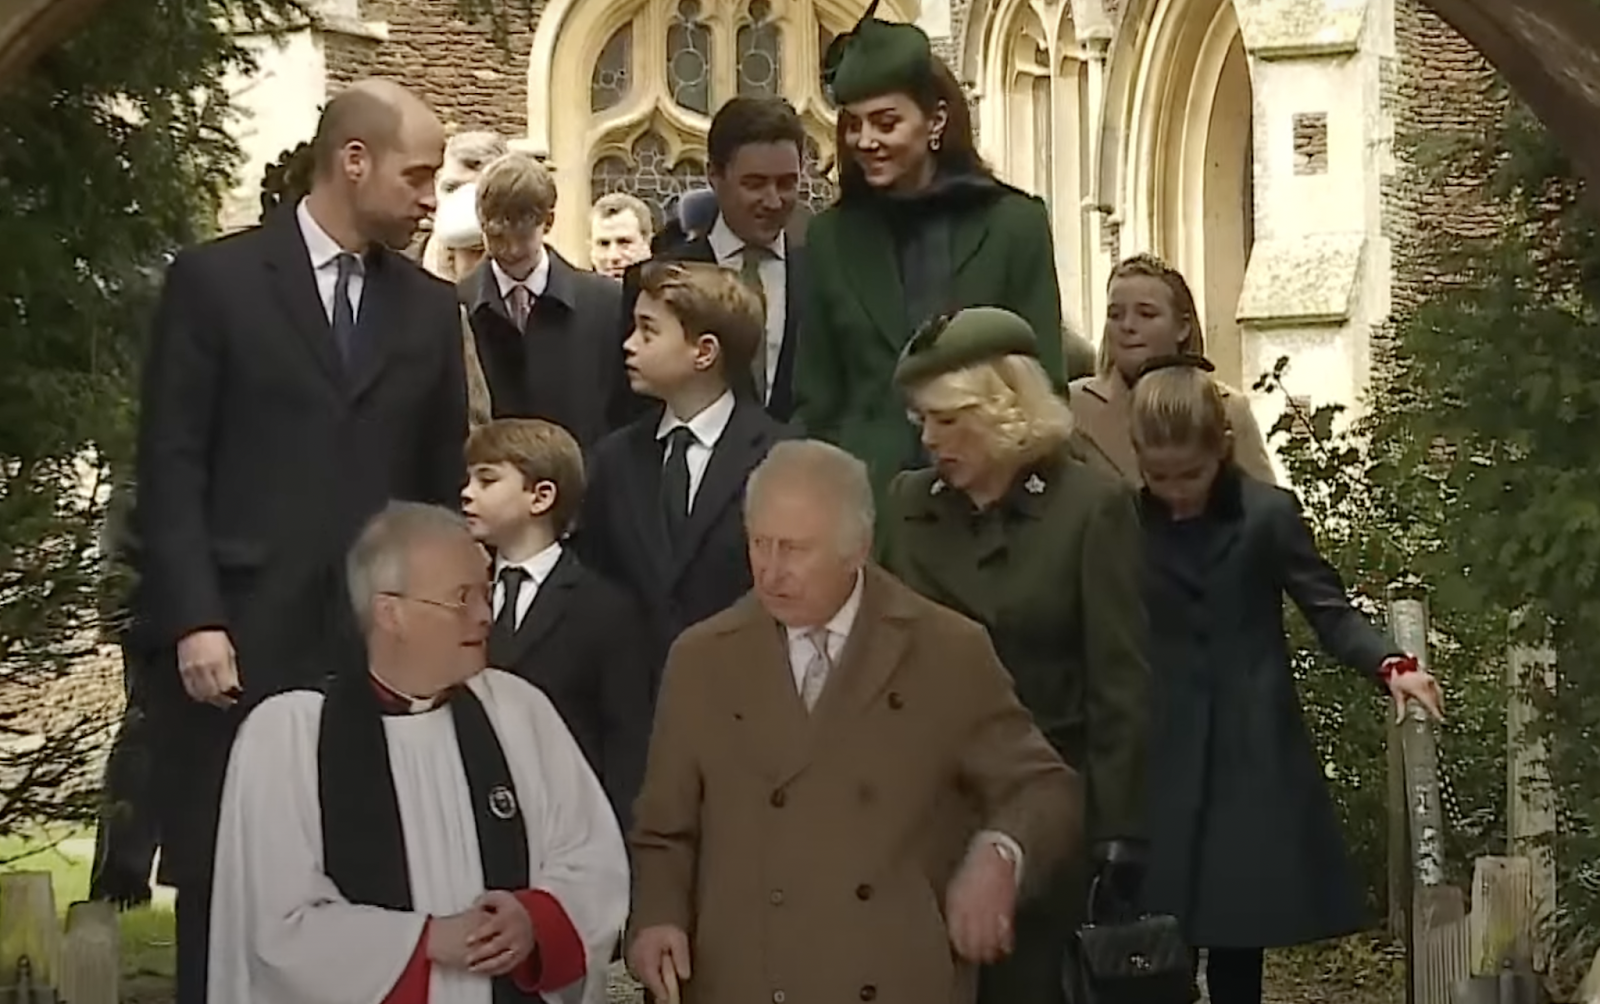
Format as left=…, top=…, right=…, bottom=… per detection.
left=1097, top=0, right=1253, bottom=387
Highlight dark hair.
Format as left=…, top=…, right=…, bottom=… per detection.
left=835, top=57, right=988, bottom=200
left=707, top=97, right=806, bottom=173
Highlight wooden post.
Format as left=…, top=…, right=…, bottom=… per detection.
left=1506, top=628, right=1556, bottom=970
left=1388, top=721, right=1409, bottom=939
left=0, top=872, right=59, bottom=990
left=59, top=900, right=118, bottom=1004
left=1388, top=589, right=1447, bottom=888
left=1469, top=857, right=1535, bottom=975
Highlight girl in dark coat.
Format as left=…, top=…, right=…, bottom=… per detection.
left=1129, top=358, right=1444, bottom=1004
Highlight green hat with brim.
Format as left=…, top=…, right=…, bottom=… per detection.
left=822, top=0, right=934, bottom=106
left=893, top=307, right=1040, bottom=389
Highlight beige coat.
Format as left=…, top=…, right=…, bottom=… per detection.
left=1067, top=374, right=1277, bottom=486
left=629, top=566, right=1080, bottom=1004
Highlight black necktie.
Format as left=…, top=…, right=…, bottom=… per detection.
left=332, top=252, right=360, bottom=366
left=661, top=426, right=695, bottom=536
left=489, top=565, right=530, bottom=655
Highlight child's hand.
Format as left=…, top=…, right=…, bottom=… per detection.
left=1381, top=655, right=1445, bottom=722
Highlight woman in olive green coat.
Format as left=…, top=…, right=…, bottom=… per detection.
left=882, top=307, right=1151, bottom=1004
left=797, top=10, right=1064, bottom=517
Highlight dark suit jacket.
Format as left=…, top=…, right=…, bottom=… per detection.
left=607, top=233, right=807, bottom=429
left=488, top=549, right=654, bottom=831
left=462, top=250, right=622, bottom=450
left=132, top=205, right=468, bottom=885
left=576, top=397, right=792, bottom=683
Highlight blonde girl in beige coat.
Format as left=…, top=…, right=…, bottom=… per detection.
left=1068, top=254, right=1276, bottom=485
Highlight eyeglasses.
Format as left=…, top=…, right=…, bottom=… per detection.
left=380, top=587, right=491, bottom=616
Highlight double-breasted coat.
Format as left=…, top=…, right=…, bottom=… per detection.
left=1138, top=467, right=1396, bottom=948
left=629, top=566, right=1080, bottom=1004
left=882, top=446, right=1150, bottom=1004
left=1068, top=373, right=1277, bottom=487
left=795, top=184, right=1064, bottom=518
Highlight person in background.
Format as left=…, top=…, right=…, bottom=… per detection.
left=207, top=502, right=628, bottom=1004
left=611, top=97, right=810, bottom=427
left=627, top=439, right=1080, bottom=1004
left=421, top=130, right=507, bottom=278
left=1069, top=253, right=1275, bottom=486
left=588, top=192, right=654, bottom=278
left=796, top=9, right=1063, bottom=529
left=432, top=180, right=486, bottom=281
left=461, top=418, right=654, bottom=830
left=461, top=153, right=622, bottom=449
left=1131, top=357, right=1443, bottom=1004
left=883, top=307, right=1149, bottom=1004
left=578, top=261, right=791, bottom=692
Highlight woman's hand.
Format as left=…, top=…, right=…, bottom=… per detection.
left=1381, top=655, right=1444, bottom=723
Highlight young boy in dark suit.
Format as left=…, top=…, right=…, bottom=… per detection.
left=578, top=260, right=790, bottom=687
left=462, top=418, right=653, bottom=829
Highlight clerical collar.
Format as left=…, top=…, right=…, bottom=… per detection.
left=368, top=672, right=454, bottom=716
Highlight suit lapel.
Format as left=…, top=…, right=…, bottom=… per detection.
left=834, top=205, right=906, bottom=352
left=725, top=598, right=813, bottom=786
left=669, top=400, right=768, bottom=586
left=619, top=418, right=675, bottom=589
left=811, top=568, right=911, bottom=726
left=263, top=208, right=345, bottom=391
left=950, top=203, right=996, bottom=281
left=770, top=249, right=803, bottom=417
left=1073, top=377, right=1141, bottom=481
left=502, top=549, right=583, bottom=668
left=347, top=250, right=403, bottom=402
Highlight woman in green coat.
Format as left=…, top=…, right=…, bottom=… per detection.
left=882, top=307, right=1151, bottom=1004
left=797, top=7, right=1064, bottom=517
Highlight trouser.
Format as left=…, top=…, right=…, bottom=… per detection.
left=1194, top=948, right=1265, bottom=1004
left=175, top=880, right=213, bottom=1004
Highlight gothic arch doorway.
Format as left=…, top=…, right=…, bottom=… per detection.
left=1100, top=0, right=1252, bottom=387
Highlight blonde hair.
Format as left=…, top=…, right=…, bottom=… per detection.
left=909, top=354, right=1075, bottom=466
left=465, top=419, right=587, bottom=533
left=638, top=260, right=764, bottom=378
left=1098, top=253, right=1205, bottom=376
left=476, top=152, right=558, bottom=231
left=590, top=192, right=654, bottom=238
left=1129, top=365, right=1230, bottom=454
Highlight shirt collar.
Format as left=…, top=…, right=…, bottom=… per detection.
left=494, top=540, right=563, bottom=587
left=492, top=252, right=551, bottom=299
left=707, top=214, right=787, bottom=265
left=655, top=389, right=736, bottom=449
left=785, top=570, right=865, bottom=647
left=296, top=198, right=356, bottom=271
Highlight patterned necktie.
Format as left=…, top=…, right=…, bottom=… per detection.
left=332, top=252, right=360, bottom=365
left=508, top=284, right=532, bottom=332
left=800, top=627, right=833, bottom=713
left=739, top=245, right=771, bottom=400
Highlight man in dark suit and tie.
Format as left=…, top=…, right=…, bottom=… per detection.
left=461, top=152, right=624, bottom=449
left=131, top=78, right=467, bottom=1004
left=608, top=96, right=809, bottom=429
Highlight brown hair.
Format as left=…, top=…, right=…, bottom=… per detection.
left=1129, top=363, right=1230, bottom=455
left=707, top=97, right=806, bottom=173
left=465, top=419, right=586, bottom=534
left=475, top=152, right=558, bottom=231
left=590, top=192, right=654, bottom=237
left=836, top=57, right=989, bottom=201
left=1099, top=253, right=1205, bottom=376
left=637, top=260, right=764, bottom=380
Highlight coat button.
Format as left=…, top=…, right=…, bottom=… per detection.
left=773, top=993, right=786, bottom=1003
left=855, top=883, right=873, bottom=900
left=770, top=889, right=784, bottom=905
left=770, top=788, right=786, bottom=808
left=858, top=783, right=875, bottom=804
left=860, top=986, right=877, bottom=1001
left=887, top=692, right=904, bottom=709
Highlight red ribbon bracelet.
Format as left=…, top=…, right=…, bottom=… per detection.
left=1379, top=654, right=1419, bottom=683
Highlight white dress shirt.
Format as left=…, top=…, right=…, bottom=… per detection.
left=783, top=570, right=1026, bottom=883
left=707, top=216, right=786, bottom=400
left=296, top=199, right=364, bottom=323
left=491, top=541, right=564, bottom=630
left=492, top=253, right=551, bottom=324
left=655, top=389, right=736, bottom=511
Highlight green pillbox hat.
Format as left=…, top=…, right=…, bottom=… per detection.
left=822, top=0, right=935, bottom=106
left=893, top=307, right=1040, bottom=388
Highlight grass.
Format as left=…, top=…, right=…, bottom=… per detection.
left=0, top=826, right=175, bottom=996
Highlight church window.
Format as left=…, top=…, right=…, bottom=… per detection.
left=590, top=24, right=632, bottom=112
left=667, top=0, right=714, bottom=114
left=737, top=0, right=783, bottom=96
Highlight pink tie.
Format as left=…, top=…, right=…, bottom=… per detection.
left=509, top=285, right=531, bottom=331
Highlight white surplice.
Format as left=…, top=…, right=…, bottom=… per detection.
left=207, top=669, right=630, bottom=1004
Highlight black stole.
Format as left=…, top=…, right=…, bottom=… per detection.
left=317, top=673, right=536, bottom=1003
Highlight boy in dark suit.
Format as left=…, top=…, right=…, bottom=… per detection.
left=579, top=261, right=790, bottom=687
left=462, top=417, right=653, bottom=829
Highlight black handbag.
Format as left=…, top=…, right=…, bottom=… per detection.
left=1072, top=875, right=1193, bottom=1004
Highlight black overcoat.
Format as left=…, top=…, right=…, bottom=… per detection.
left=1138, top=467, right=1397, bottom=949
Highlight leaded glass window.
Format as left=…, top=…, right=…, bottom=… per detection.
left=667, top=0, right=712, bottom=114
left=799, top=135, right=835, bottom=213
left=590, top=24, right=632, bottom=112
left=590, top=132, right=710, bottom=229
left=737, top=0, right=782, bottom=96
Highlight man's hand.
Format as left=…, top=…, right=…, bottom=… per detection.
left=946, top=841, right=1017, bottom=964
left=627, top=924, right=691, bottom=1003
left=467, top=890, right=537, bottom=976
left=176, top=629, right=240, bottom=707
left=427, top=910, right=485, bottom=970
